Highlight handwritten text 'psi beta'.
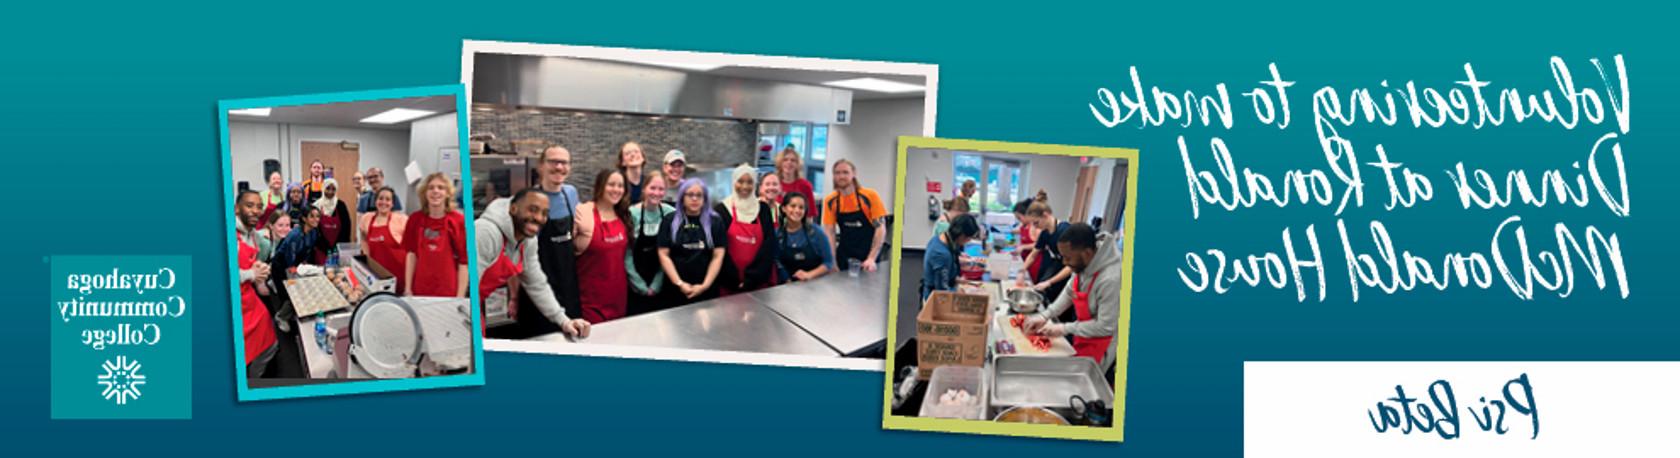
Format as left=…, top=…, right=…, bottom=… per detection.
left=1368, top=374, right=1538, bottom=440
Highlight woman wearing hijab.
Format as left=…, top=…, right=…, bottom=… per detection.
left=774, top=192, right=834, bottom=283
left=359, top=186, right=408, bottom=293
left=657, top=178, right=728, bottom=305
left=312, top=178, right=352, bottom=263
left=626, top=170, right=675, bottom=316
left=573, top=169, right=631, bottom=323
left=315, top=176, right=354, bottom=255
left=404, top=173, right=469, bottom=298
left=718, top=164, right=778, bottom=293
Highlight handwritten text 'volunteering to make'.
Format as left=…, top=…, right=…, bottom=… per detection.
left=1089, top=55, right=1631, bottom=302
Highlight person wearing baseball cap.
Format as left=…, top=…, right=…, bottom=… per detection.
left=661, top=149, right=687, bottom=204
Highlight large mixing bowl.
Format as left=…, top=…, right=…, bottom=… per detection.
left=1005, top=288, right=1045, bottom=314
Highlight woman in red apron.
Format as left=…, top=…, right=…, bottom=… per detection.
left=404, top=173, right=467, bottom=297
left=257, top=171, right=285, bottom=230
left=1013, top=199, right=1042, bottom=281
left=312, top=178, right=352, bottom=265
left=720, top=164, right=777, bottom=293
left=359, top=187, right=408, bottom=293
left=574, top=170, right=631, bottom=323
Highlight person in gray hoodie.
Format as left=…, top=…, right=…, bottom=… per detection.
left=1025, top=223, right=1125, bottom=370
left=476, top=190, right=591, bottom=339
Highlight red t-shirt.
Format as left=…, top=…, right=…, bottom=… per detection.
left=781, top=177, right=815, bottom=208
left=402, top=210, right=467, bottom=296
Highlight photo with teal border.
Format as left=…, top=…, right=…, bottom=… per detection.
left=218, top=85, right=485, bottom=401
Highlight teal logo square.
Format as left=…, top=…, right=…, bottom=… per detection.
left=50, top=256, right=192, bottom=419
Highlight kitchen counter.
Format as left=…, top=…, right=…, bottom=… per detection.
left=750, top=264, right=892, bottom=355
left=533, top=291, right=837, bottom=356
left=533, top=266, right=895, bottom=358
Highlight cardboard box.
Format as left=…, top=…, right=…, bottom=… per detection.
left=916, top=290, right=992, bottom=379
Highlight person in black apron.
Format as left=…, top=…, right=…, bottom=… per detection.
left=822, top=159, right=887, bottom=272
left=658, top=178, right=728, bottom=305
left=1023, top=201, right=1075, bottom=322
left=506, top=146, right=582, bottom=338
left=775, top=193, right=834, bottom=282
left=627, top=170, right=676, bottom=316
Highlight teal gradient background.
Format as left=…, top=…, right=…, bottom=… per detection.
left=2, top=2, right=1675, bottom=455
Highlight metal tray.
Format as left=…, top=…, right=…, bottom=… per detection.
left=990, top=355, right=1114, bottom=412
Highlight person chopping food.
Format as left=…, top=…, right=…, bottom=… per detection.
left=476, top=189, right=591, bottom=339
left=1023, top=223, right=1122, bottom=368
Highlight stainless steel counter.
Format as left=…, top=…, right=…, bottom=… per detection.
left=751, top=265, right=892, bottom=355
left=533, top=266, right=894, bottom=357
left=533, top=293, right=837, bottom=356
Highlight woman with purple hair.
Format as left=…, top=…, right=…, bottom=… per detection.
left=656, top=178, right=728, bottom=304
left=281, top=181, right=309, bottom=221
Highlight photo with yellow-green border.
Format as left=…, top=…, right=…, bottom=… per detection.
left=880, top=136, right=1138, bottom=442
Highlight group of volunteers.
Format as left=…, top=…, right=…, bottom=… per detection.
left=234, top=160, right=470, bottom=379
left=476, top=143, right=891, bottom=340
left=920, top=184, right=1124, bottom=367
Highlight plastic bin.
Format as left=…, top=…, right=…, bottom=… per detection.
left=919, top=365, right=989, bottom=420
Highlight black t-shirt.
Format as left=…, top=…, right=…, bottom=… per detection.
left=1035, top=221, right=1071, bottom=281
left=657, top=211, right=728, bottom=283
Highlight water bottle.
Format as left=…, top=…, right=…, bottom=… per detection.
left=314, top=312, right=331, bottom=355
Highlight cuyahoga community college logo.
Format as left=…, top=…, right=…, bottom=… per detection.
left=97, top=356, right=145, bottom=405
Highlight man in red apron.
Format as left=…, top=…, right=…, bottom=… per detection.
left=235, top=191, right=279, bottom=378
left=476, top=190, right=591, bottom=339
left=1023, top=223, right=1124, bottom=369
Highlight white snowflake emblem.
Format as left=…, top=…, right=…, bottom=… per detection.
left=97, top=356, right=146, bottom=405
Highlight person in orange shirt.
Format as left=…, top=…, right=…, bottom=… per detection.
left=821, top=159, right=889, bottom=272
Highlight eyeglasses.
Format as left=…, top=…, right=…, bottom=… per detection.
left=544, top=159, right=571, bottom=166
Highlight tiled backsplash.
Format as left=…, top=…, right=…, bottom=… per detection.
left=471, top=107, right=759, bottom=199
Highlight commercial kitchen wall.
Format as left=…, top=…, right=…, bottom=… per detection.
left=826, top=97, right=925, bottom=216
left=900, top=149, right=1086, bottom=249
left=469, top=108, right=756, bottom=199
left=227, top=121, right=412, bottom=203
left=407, top=112, right=461, bottom=206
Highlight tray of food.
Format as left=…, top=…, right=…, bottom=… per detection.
left=283, top=267, right=366, bottom=316
left=990, top=355, right=1113, bottom=414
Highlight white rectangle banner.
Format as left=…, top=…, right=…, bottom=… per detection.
left=1245, top=362, right=1680, bottom=457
